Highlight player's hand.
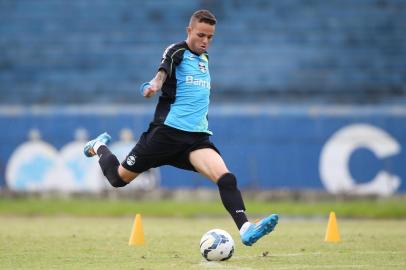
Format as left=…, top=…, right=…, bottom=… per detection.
left=140, top=82, right=160, bottom=98
left=140, top=70, right=166, bottom=98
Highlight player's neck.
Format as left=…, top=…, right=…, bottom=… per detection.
left=185, top=40, right=202, bottom=56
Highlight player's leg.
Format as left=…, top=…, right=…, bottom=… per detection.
left=84, top=132, right=139, bottom=187
left=189, top=147, right=279, bottom=246
left=98, top=146, right=139, bottom=185
left=189, top=148, right=248, bottom=227
left=188, top=148, right=228, bottom=182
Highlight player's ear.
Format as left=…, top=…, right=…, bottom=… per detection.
left=186, top=26, right=192, bottom=36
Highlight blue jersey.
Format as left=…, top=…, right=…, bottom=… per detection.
left=152, top=41, right=212, bottom=135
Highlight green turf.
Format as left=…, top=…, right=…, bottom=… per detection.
left=1, top=197, right=406, bottom=218
left=0, top=216, right=405, bottom=270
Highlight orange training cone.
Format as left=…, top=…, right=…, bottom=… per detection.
left=129, top=214, right=145, bottom=246
left=325, top=211, right=340, bottom=242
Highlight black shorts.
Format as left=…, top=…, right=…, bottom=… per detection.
left=121, top=124, right=220, bottom=173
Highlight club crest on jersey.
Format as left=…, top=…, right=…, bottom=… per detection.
left=198, top=62, right=207, bottom=73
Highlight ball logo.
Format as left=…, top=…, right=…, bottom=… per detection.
left=126, top=155, right=136, bottom=166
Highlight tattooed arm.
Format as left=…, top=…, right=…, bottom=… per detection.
left=142, top=70, right=167, bottom=98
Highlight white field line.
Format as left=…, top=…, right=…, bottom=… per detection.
left=266, top=264, right=406, bottom=270
left=199, top=261, right=254, bottom=270
left=265, top=265, right=368, bottom=270
left=235, top=250, right=405, bottom=258
left=198, top=251, right=405, bottom=269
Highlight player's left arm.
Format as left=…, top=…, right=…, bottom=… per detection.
left=142, top=70, right=167, bottom=98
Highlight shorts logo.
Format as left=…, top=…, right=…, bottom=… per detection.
left=198, top=62, right=207, bottom=73
left=126, top=155, right=136, bottom=166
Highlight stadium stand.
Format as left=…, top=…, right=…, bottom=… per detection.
left=0, top=0, right=405, bottom=104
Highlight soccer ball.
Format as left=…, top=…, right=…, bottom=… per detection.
left=200, top=229, right=234, bottom=261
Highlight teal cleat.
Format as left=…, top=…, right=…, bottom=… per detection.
left=241, top=214, right=279, bottom=246
left=83, top=132, right=111, bottom=157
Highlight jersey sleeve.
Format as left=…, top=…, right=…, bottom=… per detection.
left=159, top=43, right=184, bottom=77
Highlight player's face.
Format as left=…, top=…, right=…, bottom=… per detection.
left=186, top=21, right=215, bottom=55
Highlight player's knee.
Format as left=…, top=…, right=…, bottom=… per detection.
left=99, top=154, right=128, bottom=188
left=107, top=171, right=127, bottom=188
left=117, top=165, right=140, bottom=183
left=217, top=172, right=237, bottom=190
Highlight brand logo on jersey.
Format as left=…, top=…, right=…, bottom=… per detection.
left=186, top=76, right=210, bottom=89
left=198, top=62, right=207, bottom=73
left=126, top=155, right=136, bottom=166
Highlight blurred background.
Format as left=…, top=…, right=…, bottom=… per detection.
left=1, top=0, right=406, bottom=198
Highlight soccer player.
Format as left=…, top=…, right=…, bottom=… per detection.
left=84, top=10, right=278, bottom=246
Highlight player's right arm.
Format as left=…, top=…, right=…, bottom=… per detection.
left=140, top=43, right=184, bottom=98
left=143, top=70, right=167, bottom=98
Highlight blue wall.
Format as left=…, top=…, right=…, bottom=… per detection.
left=1, top=105, right=405, bottom=194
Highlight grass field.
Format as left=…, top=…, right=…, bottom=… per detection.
left=1, top=197, right=406, bottom=218
left=1, top=197, right=406, bottom=269
left=1, top=216, right=405, bottom=270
